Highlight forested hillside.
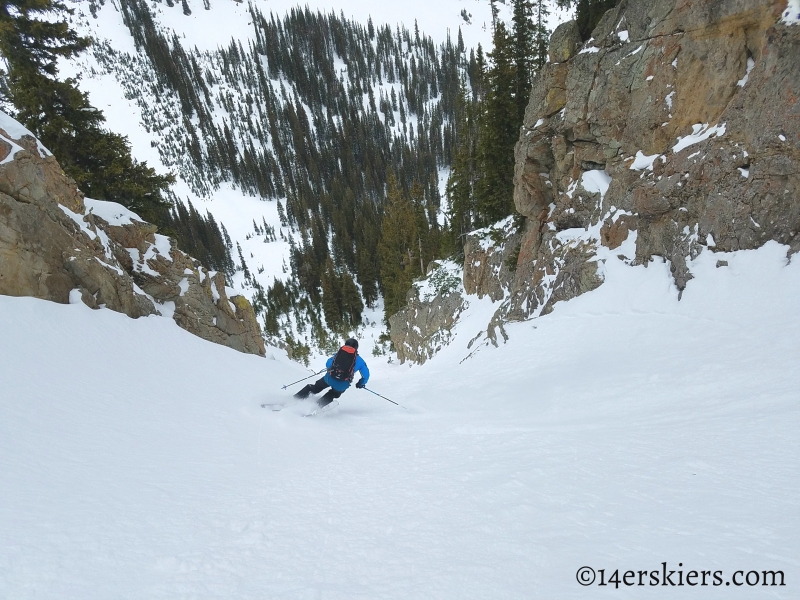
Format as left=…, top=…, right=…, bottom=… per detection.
left=3, top=0, right=586, bottom=361
left=81, top=0, right=481, bottom=357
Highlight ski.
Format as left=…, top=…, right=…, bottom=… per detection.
left=304, top=400, right=339, bottom=417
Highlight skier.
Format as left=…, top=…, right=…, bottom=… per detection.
left=293, top=338, right=369, bottom=409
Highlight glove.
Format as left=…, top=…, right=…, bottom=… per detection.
left=356, top=379, right=366, bottom=389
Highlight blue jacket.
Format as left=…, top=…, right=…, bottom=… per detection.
left=324, top=353, right=369, bottom=392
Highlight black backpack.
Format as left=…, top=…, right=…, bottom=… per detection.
left=329, top=345, right=357, bottom=382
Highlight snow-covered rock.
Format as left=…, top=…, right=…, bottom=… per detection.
left=388, top=260, right=466, bottom=365
left=0, top=111, right=265, bottom=356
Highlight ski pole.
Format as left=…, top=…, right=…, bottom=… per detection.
left=362, top=387, right=406, bottom=410
left=281, top=369, right=326, bottom=390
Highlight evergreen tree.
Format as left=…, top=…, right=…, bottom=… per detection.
left=466, top=1, right=550, bottom=229
left=511, top=0, right=535, bottom=124
left=237, top=242, right=251, bottom=280
left=0, top=0, right=173, bottom=225
left=410, top=179, right=434, bottom=275
left=474, top=20, right=516, bottom=226
left=446, top=81, right=477, bottom=247
left=321, top=257, right=363, bottom=332
left=0, top=0, right=90, bottom=110
left=163, top=198, right=236, bottom=277
left=533, top=0, right=551, bottom=71
left=321, top=257, right=343, bottom=331
left=65, top=120, right=175, bottom=225
left=378, top=173, right=420, bottom=322
left=446, top=70, right=483, bottom=250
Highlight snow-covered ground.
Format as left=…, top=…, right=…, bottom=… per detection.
left=2, top=242, right=798, bottom=598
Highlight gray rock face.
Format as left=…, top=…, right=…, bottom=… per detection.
left=388, top=262, right=466, bottom=365
left=462, top=218, right=522, bottom=302
left=389, top=0, right=800, bottom=363
left=548, top=20, right=582, bottom=63
left=0, top=117, right=265, bottom=356
left=389, top=220, right=523, bottom=364
left=509, top=0, right=800, bottom=318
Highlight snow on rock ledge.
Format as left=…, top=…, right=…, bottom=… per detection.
left=0, top=111, right=265, bottom=356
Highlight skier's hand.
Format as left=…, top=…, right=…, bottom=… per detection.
left=356, top=379, right=366, bottom=389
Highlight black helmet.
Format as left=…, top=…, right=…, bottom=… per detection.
left=344, top=338, right=358, bottom=349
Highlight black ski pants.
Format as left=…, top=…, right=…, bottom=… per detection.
left=294, top=377, right=343, bottom=407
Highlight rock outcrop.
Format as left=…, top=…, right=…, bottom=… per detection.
left=389, top=220, right=521, bottom=364
left=388, top=261, right=466, bottom=365
left=390, top=0, right=800, bottom=363
left=0, top=112, right=265, bottom=356
left=510, top=0, right=799, bottom=318
left=462, top=217, right=522, bottom=302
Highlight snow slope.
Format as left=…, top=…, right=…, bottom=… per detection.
left=65, top=0, right=568, bottom=173
left=2, top=243, right=798, bottom=598
left=79, top=0, right=569, bottom=57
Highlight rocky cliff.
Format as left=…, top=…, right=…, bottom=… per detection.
left=390, top=0, right=800, bottom=363
left=0, top=112, right=265, bottom=356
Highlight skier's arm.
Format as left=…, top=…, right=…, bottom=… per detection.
left=356, top=358, right=370, bottom=386
left=325, top=356, right=334, bottom=370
